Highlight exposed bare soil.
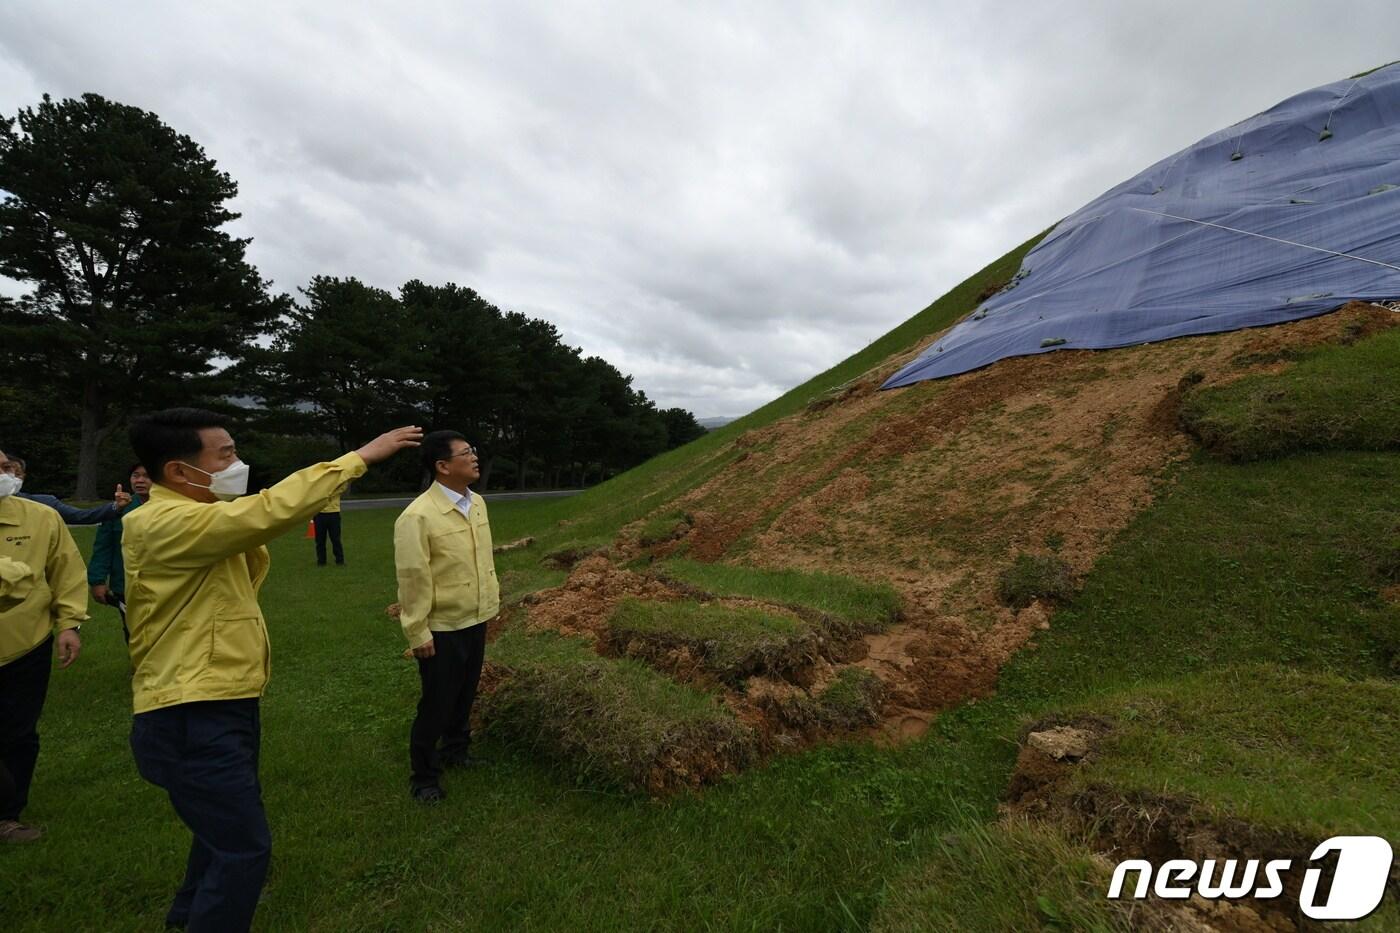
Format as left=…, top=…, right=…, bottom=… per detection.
left=509, top=303, right=1400, bottom=778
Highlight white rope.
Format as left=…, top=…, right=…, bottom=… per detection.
left=1128, top=208, right=1400, bottom=273
left=1323, top=78, right=1362, bottom=132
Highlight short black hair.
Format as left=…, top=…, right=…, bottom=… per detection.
left=130, top=408, right=230, bottom=486
left=128, top=462, right=147, bottom=476
left=421, top=430, right=467, bottom=487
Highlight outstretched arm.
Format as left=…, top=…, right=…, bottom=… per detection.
left=24, top=494, right=118, bottom=526
left=147, top=426, right=423, bottom=568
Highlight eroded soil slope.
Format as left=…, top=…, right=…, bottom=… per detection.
left=526, top=303, right=1400, bottom=742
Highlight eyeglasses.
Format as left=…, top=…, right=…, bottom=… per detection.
left=442, top=444, right=476, bottom=461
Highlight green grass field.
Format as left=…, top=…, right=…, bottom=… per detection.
left=9, top=436, right=1397, bottom=930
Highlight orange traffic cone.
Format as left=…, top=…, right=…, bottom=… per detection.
left=305, top=519, right=316, bottom=539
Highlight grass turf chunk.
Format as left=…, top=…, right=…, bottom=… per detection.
left=759, top=667, right=888, bottom=732
left=655, top=558, right=901, bottom=635
left=606, top=597, right=821, bottom=685
left=637, top=509, right=693, bottom=547
left=481, top=628, right=756, bottom=793
left=1181, top=325, right=1400, bottom=461
left=996, top=552, right=1075, bottom=609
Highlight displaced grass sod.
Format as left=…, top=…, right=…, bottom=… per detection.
left=1060, top=664, right=1400, bottom=842
left=482, top=627, right=756, bottom=791
left=656, top=557, right=902, bottom=634
left=995, top=552, right=1075, bottom=609
left=606, top=597, right=819, bottom=684
left=1181, top=325, right=1400, bottom=461
left=636, top=508, right=692, bottom=547
left=767, top=667, right=888, bottom=732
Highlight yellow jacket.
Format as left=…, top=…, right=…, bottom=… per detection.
left=122, top=453, right=367, bottom=713
left=321, top=491, right=342, bottom=513
left=0, top=496, right=88, bottom=665
left=394, top=485, right=498, bottom=649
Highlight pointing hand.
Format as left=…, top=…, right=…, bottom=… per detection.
left=355, top=426, right=424, bottom=465
left=114, top=483, right=132, bottom=508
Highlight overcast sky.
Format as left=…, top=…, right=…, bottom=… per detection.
left=2, top=2, right=1397, bottom=418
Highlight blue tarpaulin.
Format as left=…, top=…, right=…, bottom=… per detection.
left=884, top=64, right=1400, bottom=389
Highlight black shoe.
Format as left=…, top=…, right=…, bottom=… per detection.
left=412, top=784, right=446, bottom=804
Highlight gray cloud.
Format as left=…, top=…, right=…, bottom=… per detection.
left=2, top=1, right=1398, bottom=417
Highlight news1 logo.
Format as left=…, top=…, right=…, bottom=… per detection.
left=1107, top=836, right=1394, bottom=921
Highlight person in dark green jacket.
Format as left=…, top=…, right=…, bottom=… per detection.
left=88, top=463, right=150, bottom=642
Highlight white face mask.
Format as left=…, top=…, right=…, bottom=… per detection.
left=179, top=459, right=250, bottom=501
left=0, top=474, right=21, bottom=498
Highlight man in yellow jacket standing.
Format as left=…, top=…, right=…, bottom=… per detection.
left=124, top=409, right=420, bottom=932
left=394, top=430, right=499, bottom=804
left=0, top=446, right=88, bottom=844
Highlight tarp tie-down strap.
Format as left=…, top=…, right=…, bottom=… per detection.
left=1129, top=207, right=1400, bottom=274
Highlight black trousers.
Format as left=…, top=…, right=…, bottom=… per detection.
left=410, top=624, right=487, bottom=789
left=131, top=699, right=271, bottom=933
left=314, top=512, right=344, bottom=565
left=0, top=636, right=52, bottom=821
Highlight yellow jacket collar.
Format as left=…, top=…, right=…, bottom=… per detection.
left=428, top=483, right=473, bottom=515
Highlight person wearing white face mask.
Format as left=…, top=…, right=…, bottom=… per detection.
left=122, top=408, right=422, bottom=932
left=0, top=445, right=88, bottom=844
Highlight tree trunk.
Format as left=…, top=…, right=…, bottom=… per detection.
left=479, top=455, right=495, bottom=491
left=75, top=378, right=104, bottom=500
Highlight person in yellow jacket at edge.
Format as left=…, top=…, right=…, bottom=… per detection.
left=394, top=430, right=499, bottom=805
left=123, top=408, right=421, bottom=933
left=0, top=445, right=88, bottom=845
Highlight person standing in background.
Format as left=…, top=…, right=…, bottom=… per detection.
left=313, top=484, right=346, bottom=566
left=0, top=445, right=87, bottom=844
left=88, top=463, right=151, bottom=641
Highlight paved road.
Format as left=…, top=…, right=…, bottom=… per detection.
left=341, top=489, right=583, bottom=511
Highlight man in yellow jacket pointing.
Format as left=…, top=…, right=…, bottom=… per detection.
left=124, top=408, right=421, bottom=932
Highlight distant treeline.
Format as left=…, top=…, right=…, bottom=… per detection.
left=248, top=275, right=706, bottom=492
left=0, top=93, right=704, bottom=497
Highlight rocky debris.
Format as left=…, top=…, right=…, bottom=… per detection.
left=1027, top=726, right=1092, bottom=762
